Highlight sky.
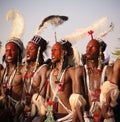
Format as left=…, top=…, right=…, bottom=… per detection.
left=0, top=0, right=120, bottom=63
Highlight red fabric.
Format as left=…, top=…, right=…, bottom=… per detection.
left=90, top=89, right=101, bottom=102
left=47, top=101, right=57, bottom=111
left=3, top=82, right=7, bottom=88
left=93, top=113, right=100, bottom=118
left=96, top=68, right=102, bottom=73
left=46, top=80, right=49, bottom=86
left=58, top=82, right=63, bottom=92
left=23, top=72, right=27, bottom=80
left=47, top=100, right=54, bottom=105
left=30, top=71, right=35, bottom=78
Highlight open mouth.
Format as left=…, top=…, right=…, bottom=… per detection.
left=7, top=56, right=12, bottom=60
left=51, top=56, right=55, bottom=60
left=26, top=54, right=30, bottom=58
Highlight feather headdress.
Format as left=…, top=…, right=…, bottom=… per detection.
left=96, top=22, right=114, bottom=40
left=64, top=17, right=107, bottom=42
left=72, top=46, right=80, bottom=66
left=6, top=9, right=25, bottom=58
left=35, top=15, right=68, bottom=35
left=31, top=15, right=68, bottom=55
left=62, top=17, right=107, bottom=66
left=6, top=10, right=25, bottom=40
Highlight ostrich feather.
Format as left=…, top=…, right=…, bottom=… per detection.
left=35, top=15, right=68, bottom=35
left=6, top=10, right=25, bottom=39
left=72, top=46, right=80, bottom=66
left=64, top=17, right=107, bottom=42
left=96, top=22, right=114, bottom=40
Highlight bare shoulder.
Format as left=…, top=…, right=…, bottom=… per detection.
left=75, top=65, right=84, bottom=75
left=105, top=65, right=113, bottom=80
left=67, top=65, right=84, bottom=79
left=20, top=63, right=25, bottom=70
left=65, top=66, right=75, bottom=79
left=68, top=65, right=84, bottom=71
left=75, top=65, right=84, bottom=71
left=116, top=58, right=120, bottom=63
left=20, top=64, right=26, bottom=74
left=37, top=64, right=49, bottom=74
left=0, top=68, right=5, bottom=83
left=106, top=65, right=113, bottom=72
left=114, top=58, right=120, bottom=68
left=41, top=64, right=49, bottom=70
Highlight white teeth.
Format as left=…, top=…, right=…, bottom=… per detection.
left=27, top=54, right=30, bottom=57
left=7, top=56, right=12, bottom=59
left=52, top=56, right=55, bottom=59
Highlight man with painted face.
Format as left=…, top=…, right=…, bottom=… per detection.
left=81, top=31, right=113, bottom=122
left=21, top=35, right=48, bottom=121
left=44, top=40, right=86, bottom=122
left=0, top=38, right=25, bottom=121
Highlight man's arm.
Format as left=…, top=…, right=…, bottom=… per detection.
left=111, top=59, right=120, bottom=84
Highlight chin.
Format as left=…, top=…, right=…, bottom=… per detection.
left=86, top=55, right=90, bottom=59
left=7, top=59, right=14, bottom=63
left=51, top=60, right=55, bottom=63
left=51, top=59, right=59, bottom=63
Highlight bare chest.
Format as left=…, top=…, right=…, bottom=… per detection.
left=50, top=69, right=71, bottom=93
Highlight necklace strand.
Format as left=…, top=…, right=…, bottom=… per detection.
left=3, top=67, right=17, bottom=88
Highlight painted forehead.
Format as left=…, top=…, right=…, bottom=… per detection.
left=87, top=39, right=100, bottom=47
left=52, top=42, right=62, bottom=49
left=5, top=42, right=17, bottom=48
left=27, top=41, right=37, bottom=48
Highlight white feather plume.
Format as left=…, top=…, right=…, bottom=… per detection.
left=96, top=23, right=114, bottom=40
left=6, top=10, right=25, bottom=39
left=72, top=46, right=80, bottom=66
left=64, top=17, right=107, bottom=42
left=34, top=15, right=68, bottom=35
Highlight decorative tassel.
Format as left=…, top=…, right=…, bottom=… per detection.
left=44, top=101, right=55, bottom=122
left=88, top=30, right=94, bottom=40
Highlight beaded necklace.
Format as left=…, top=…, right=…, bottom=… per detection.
left=85, top=64, right=107, bottom=91
left=23, top=64, right=37, bottom=93
left=23, top=47, right=40, bottom=94
left=50, top=69, right=66, bottom=101
left=3, top=67, right=17, bottom=90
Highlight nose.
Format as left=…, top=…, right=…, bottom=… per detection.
left=26, top=48, right=30, bottom=54
left=86, top=46, right=91, bottom=52
left=51, top=49, right=54, bottom=56
left=6, top=50, right=11, bottom=56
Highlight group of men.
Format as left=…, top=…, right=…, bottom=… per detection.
left=0, top=31, right=120, bottom=122
left=0, top=13, right=120, bottom=122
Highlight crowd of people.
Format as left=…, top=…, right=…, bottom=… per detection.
left=0, top=10, right=120, bottom=122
